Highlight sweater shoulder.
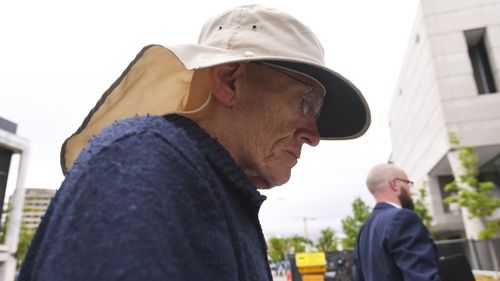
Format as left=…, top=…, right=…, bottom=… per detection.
left=89, top=116, right=183, bottom=147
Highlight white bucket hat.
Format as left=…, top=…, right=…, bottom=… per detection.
left=61, top=4, right=371, bottom=173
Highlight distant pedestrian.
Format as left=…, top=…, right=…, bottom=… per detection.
left=354, top=163, right=441, bottom=281
left=277, top=262, right=284, bottom=276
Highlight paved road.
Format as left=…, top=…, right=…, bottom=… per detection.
left=272, top=272, right=288, bottom=281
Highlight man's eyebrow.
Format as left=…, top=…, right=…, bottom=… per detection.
left=250, top=61, right=325, bottom=96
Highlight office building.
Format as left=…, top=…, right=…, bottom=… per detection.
left=21, top=188, right=56, bottom=230
left=388, top=0, right=500, bottom=239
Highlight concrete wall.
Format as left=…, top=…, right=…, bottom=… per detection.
left=0, top=124, right=29, bottom=281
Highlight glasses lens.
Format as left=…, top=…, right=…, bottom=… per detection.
left=252, top=62, right=325, bottom=119
left=300, top=92, right=322, bottom=119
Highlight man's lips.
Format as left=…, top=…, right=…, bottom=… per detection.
left=286, top=149, right=301, bottom=159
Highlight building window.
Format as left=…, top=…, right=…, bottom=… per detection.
left=479, top=153, right=500, bottom=194
left=464, top=28, right=497, bottom=95
left=438, top=175, right=455, bottom=213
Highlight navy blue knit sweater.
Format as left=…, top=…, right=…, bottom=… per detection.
left=19, top=115, right=272, bottom=281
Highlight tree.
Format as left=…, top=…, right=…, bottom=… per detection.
left=268, top=237, right=289, bottom=262
left=267, top=235, right=314, bottom=262
left=16, top=227, right=35, bottom=267
left=444, top=132, right=500, bottom=239
left=316, top=227, right=337, bottom=252
left=341, top=197, right=371, bottom=249
left=0, top=201, right=36, bottom=268
left=287, top=235, right=313, bottom=253
left=0, top=201, right=12, bottom=244
left=413, top=182, right=433, bottom=232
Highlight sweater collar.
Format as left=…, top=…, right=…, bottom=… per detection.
left=164, top=114, right=267, bottom=210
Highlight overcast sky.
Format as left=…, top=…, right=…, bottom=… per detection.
left=1, top=0, right=419, bottom=242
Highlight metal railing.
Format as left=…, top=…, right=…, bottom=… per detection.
left=435, top=238, right=500, bottom=272
left=285, top=238, right=500, bottom=281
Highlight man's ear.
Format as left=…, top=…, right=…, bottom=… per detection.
left=389, top=179, right=398, bottom=192
left=209, top=63, right=244, bottom=106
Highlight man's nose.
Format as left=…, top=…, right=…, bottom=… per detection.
left=295, top=117, right=320, bottom=146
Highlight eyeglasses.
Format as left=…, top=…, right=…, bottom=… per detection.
left=251, top=62, right=325, bottom=119
left=394, top=178, right=414, bottom=187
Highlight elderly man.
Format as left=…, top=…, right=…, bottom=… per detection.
left=19, top=5, right=370, bottom=281
left=354, top=163, right=441, bottom=281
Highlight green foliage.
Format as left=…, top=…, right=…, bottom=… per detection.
left=0, top=201, right=36, bottom=268
left=480, top=220, right=500, bottom=240
left=0, top=201, right=13, bottom=244
left=268, top=237, right=289, bottom=262
left=341, top=197, right=371, bottom=249
left=413, top=183, right=433, bottom=231
left=16, top=227, right=35, bottom=267
left=316, top=227, right=337, bottom=252
left=267, top=235, right=313, bottom=262
left=444, top=132, right=500, bottom=239
left=287, top=235, right=313, bottom=253
left=448, top=131, right=460, bottom=146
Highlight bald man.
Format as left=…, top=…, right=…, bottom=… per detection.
left=353, top=163, right=442, bottom=281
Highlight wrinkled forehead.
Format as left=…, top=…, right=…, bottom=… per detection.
left=252, top=62, right=326, bottom=97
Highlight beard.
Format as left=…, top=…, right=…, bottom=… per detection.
left=399, top=187, right=415, bottom=210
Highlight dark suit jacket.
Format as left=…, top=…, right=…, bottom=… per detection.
left=354, top=202, right=441, bottom=281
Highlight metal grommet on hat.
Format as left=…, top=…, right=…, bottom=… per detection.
left=244, top=51, right=255, bottom=57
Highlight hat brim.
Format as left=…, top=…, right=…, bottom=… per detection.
left=257, top=61, right=370, bottom=139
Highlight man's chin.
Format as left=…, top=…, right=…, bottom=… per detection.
left=252, top=172, right=291, bottom=190
left=266, top=172, right=292, bottom=189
